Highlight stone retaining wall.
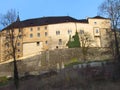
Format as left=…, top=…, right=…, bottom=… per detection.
left=0, top=48, right=113, bottom=77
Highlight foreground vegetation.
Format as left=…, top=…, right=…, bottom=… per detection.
left=0, top=61, right=120, bottom=90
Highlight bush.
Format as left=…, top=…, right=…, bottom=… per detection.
left=65, top=58, right=82, bottom=67
left=0, top=76, right=8, bottom=86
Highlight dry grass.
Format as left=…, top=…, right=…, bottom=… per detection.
left=0, top=67, right=120, bottom=90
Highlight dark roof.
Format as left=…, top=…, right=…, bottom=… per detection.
left=3, top=16, right=78, bottom=30
left=78, top=19, right=88, bottom=23
left=2, top=16, right=108, bottom=30
left=90, top=16, right=109, bottom=19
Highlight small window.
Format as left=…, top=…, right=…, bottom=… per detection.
left=58, top=39, right=62, bottom=45
left=36, top=42, right=40, bottom=46
left=68, top=30, right=72, bottom=34
left=80, top=30, right=84, bottom=34
left=94, top=22, right=97, bottom=25
left=30, top=34, right=33, bottom=38
left=17, top=42, right=20, bottom=46
left=37, top=33, right=40, bottom=37
left=45, top=41, right=48, bottom=44
left=38, top=27, right=40, bottom=31
left=96, top=29, right=99, bottom=33
left=30, top=28, right=33, bottom=31
left=18, top=49, right=20, bottom=52
left=45, top=32, right=48, bottom=36
left=56, top=31, right=60, bottom=35
left=94, top=28, right=100, bottom=36
left=45, top=26, right=47, bottom=30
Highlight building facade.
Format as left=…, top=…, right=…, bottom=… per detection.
left=0, top=16, right=111, bottom=62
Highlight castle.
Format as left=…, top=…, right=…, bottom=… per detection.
left=0, top=16, right=111, bottom=62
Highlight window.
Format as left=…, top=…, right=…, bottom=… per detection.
left=56, top=31, right=60, bottom=35
left=18, top=49, right=20, bottom=52
left=30, top=28, right=33, bottom=31
left=68, top=30, right=72, bottom=35
left=36, top=42, right=40, bottom=46
left=58, top=39, right=62, bottom=45
left=37, top=33, right=40, bottom=37
left=94, top=22, right=97, bottom=25
left=45, top=32, right=48, bottom=36
left=38, top=27, right=40, bottom=31
left=96, top=29, right=99, bottom=33
left=17, top=42, right=20, bottom=46
left=45, top=26, right=47, bottom=30
left=94, top=28, right=100, bottom=36
left=80, top=30, right=84, bottom=34
left=30, top=33, right=33, bottom=38
left=45, top=41, right=48, bottom=44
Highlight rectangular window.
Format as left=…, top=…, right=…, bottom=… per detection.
left=56, top=31, right=60, bottom=35
left=36, top=42, right=40, bottom=46
left=45, top=41, right=48, bottom=44
left=38, top=27, right=40, bottom=31
left=45, top=32, right=48, bottom=36
left=94, top=28, right=100, bottom=36
left=30, top=33, right=33, bottom=38
left=37, top=33, right=40, bottom=37
left=30, top=28, right=33, bottom=31
left=68, top=30, right=72, bottom=35
left=17, top=42, right=20, bottom=46
left=94, top=22, right=97, bottom=25
left=58, top=39, right=62, bottom=45
left=96, top=29, right=99, bottom=33
left=45, top=26, right=47, bottom=30
left=18, top=49, right=20, bottom=52
left=79, top=30, right=84, bottom=34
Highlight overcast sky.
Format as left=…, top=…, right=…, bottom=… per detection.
left=0, top=0, right=104, bottom=20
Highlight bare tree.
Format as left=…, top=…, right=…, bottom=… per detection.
left=80, top=32, right=94, bottom=61
left=0, top=9, right=21, bottom=89
left=98, top=0, right=120, bottom=61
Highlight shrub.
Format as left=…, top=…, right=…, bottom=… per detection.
left=0, top=76, right=8, bottom=86
left=65, top=58, right=82, bottom=67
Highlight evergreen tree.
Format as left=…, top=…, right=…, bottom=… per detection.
left=67, top=31, right=80, bottom=48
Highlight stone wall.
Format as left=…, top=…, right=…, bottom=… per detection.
left=0, top=48, right=113, bottom=77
